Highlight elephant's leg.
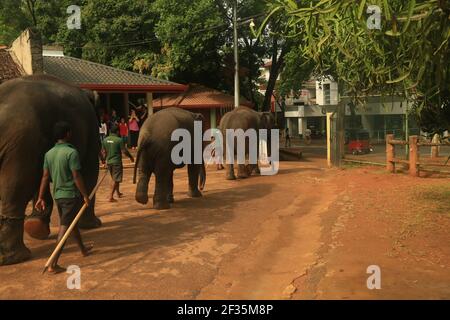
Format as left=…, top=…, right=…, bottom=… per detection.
left=245, top=164, right=258, bottom=176
left=153, top=170, right=171, bottom=210
left=0, top=158, right=35, bottom=265
left=24, top=185, right=53, bottom=240
left=79, top=192, right=102, bottom=229
left=167, top=171, right=174, bottom=203
left=187, top=165, right=202, bottom=198
left=224, top=138, right=236, bottom=180
left=79, top=158, right=101, bottom=229
left=0, top=200, right=31, bottom=265
left=237, top=164, right=249, bottom=179
left=226, top=164, right=236, bottom=180
left=136, top=168, right=151, bottom=205
left=237, top=151, right=249, bottom=179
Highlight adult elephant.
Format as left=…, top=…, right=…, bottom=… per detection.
left=219, top=106, right=275, bottom=180
left=133, top=107, right=206, bottom=210
left=0, top=75, right=102, bottom=266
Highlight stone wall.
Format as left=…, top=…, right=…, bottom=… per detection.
left=10, top=28, right=43, bottom=75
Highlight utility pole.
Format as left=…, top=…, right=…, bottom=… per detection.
left=233, top=0, right=240, bottom=108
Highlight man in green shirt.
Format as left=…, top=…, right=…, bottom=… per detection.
left=102, top=125, right=134, bottom=202
left=35, top=122, right=93, bottom=274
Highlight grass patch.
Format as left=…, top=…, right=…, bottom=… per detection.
left=417, top=184, right=450, bottom=216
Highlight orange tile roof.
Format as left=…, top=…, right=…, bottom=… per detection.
left=0, top=49, right=24, bottom=84
left=154, top=84, right=254, bottom=109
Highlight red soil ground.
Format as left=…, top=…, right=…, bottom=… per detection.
left=0, top=157, right=449, bottom=299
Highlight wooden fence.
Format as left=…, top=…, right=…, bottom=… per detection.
left=386, top=134, right=450, bottom=176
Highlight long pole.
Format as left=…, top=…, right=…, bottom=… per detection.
left=42, top=170, right=108, bottom=274
left=405, top=100, right=409, bottom=158
left=233, top=0, right=240, bottom=108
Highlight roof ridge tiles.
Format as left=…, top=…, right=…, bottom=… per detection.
left=45, top=55, right=177, bottom=85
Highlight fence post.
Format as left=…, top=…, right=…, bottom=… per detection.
left=409, top=135, right=419, bottom=177
left=431, top=133, right=440, bottom=159
left=386, top=134, right=395, bottom=173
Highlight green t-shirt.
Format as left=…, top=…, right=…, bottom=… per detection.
left=102, top=134, right=124, bottom=165
left=43, top=143, right=81, bottom=200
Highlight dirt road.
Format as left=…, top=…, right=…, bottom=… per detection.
left=0, top=158, right=449, bottom=299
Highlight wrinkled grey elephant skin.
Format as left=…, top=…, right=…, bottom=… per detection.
left=134, top=107, right=206, bottom=210
left=218, top=106, right=275, bottom=180
left=0, top=75, right=101, bottom=266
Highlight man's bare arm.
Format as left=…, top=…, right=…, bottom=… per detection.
left=35, top=169, right=50, bottom=211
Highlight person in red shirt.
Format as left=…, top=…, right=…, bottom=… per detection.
left=118, top=117, right=129, bottom=147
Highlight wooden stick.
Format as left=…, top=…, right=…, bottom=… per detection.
left=42, top=170, right=108, bottom=274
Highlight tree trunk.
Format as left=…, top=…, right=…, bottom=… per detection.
left=26, top=0, right=38, bottom=26
left=262, top=43, right=287, bottom=112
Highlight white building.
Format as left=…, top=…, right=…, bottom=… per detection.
left=284, top=77, right=338, bottom=138
left=284, top=76, right=417, bottom=140
left=259, top=60, right=418, bottom=140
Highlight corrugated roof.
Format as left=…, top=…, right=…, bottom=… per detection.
left=155, top=84, right=253, bottom=109
left=43, top=55, right=185, bottom=91
left=0, top=49, right=24, bottom=84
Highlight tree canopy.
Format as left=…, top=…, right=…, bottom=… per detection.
left=254, top=0, right=449, bottom=132
left=0, top=0, right=315, bottom=112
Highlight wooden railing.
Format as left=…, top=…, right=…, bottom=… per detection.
left=386, top=134, right=450, bottom=176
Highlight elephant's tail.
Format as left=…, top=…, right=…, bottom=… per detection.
left=133, top=146, right=144, bottom=185
left=199, top=163, right=206, bottom=191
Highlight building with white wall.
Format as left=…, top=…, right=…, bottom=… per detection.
left=284, top=76, right=416, bottom=140
left=259, top=60, right=417, bottom=140
left=284, top=76, right=338, bottom=138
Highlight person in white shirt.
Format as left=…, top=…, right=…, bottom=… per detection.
left=99, top=120, right=108, bottom=141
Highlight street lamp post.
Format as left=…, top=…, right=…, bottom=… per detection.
left=233, top=0, right=240, bottom=108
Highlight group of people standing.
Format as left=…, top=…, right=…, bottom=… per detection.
left=99, top=105, right=148, bottom=150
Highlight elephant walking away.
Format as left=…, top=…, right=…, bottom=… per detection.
left=134, top=107, right=206, bottom=210
left=0, top=75, right=102, bottom=266
left=218, top=106, right=275, bottom=180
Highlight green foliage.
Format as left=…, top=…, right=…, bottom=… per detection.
left=257, top=0, right=450, bottom=132
left=277, top=40, right=314, bottom=98
left=63, top=0, right=160, bottom=70
left=0, top=0, right=314, bottom=108
left=151, top=0, right=225, bottom=86
left=0, top=1, right=31, bottom=44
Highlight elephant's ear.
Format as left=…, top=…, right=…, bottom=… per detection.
left=82, top=89, right=100, bottom=108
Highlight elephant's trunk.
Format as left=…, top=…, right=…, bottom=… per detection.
left=133, top=146, right=143, bottom=184
left=199, top=163, right=206, bottom=191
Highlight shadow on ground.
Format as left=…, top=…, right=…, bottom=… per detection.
left=27, top=183, right=274, bottom=268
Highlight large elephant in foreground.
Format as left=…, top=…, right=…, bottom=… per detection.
left=219, top=106, right=275, bottom=180
left=134, top=107, right=206, bottom=210
left=0, top=75, right=102, bottom=266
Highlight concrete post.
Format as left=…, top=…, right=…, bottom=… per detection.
left=210, top=108, right=217, bottom=129
left=146, top=92, right=154, bottom=116
left=106, top=93, right=111, bottom=115
left=431, top=133, right=440, bottom=159
left=123, top=93, right=129, bottom=119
